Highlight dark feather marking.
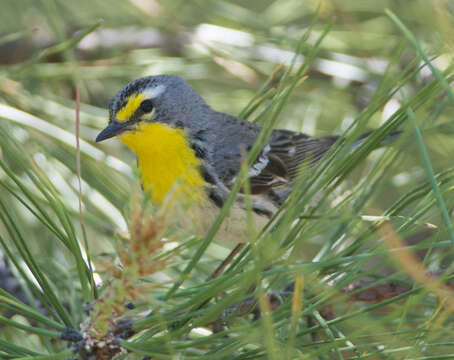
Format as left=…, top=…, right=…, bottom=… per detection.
left=209, top=189, right=224, bottom=208
left=201, top=166, right=216, bottom=184
left=191, top=142, right=206, bottom=159
left=252, top=205, right=273, bottom=217
left=193, top=129, right=207, bottom=142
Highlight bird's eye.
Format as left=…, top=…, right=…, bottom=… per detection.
left=140, top=99, right=154, bottom=113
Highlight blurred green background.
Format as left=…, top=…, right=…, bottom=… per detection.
left=1, top=0, right=454, bottom=358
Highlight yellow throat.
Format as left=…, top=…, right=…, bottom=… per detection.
left=120, top=122, right=205, bottom=204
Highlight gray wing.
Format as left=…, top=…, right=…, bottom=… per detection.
left=209, top=112, right=399, bottom=202
left=246, top=129, right=339, bottom=194
left=210, top=114, right=338, bottom=195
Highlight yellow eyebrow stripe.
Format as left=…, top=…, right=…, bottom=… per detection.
left=116, top=93, right=145, bottom=122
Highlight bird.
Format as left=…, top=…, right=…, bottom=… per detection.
left=96, top=74, right=399, bottom=243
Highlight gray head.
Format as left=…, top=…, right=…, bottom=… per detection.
left=96, top=74, right=209, bottom=142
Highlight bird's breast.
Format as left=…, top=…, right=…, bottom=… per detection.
left=119, top=122, right=206, bottom=204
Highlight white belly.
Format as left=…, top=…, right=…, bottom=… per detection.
left=158, top=193, right=277, bottom=243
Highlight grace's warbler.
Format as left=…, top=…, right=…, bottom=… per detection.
left=96, top=75, right=399, bottom=242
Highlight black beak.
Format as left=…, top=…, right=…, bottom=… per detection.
left=96, top=122, right=129, bottom=142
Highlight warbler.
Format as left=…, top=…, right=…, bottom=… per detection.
left=96, top=75, right=398, bottom=242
